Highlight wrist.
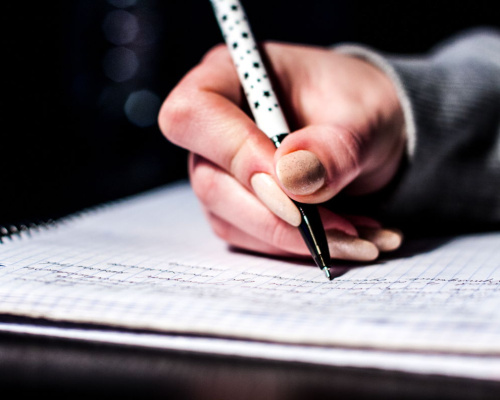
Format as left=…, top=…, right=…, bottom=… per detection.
left=333, top=43, right=415, bottom=159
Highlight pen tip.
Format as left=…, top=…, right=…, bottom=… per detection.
left=314, top=253, right=332, bottom=280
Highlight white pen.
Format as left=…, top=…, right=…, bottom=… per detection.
left=209, top=0, right=332, bottom=279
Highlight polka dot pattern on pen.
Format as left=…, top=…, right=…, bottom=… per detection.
left=210, top=0, right=289, bottom=137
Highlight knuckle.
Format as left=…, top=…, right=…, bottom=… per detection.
left=157, top=90, right=194, bottom=146
left=227, top=128, right=270, bottom=183
left=333, top=126, right=363, bottom=176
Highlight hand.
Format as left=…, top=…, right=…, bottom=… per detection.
left=159, top=42, right=405, bottom=261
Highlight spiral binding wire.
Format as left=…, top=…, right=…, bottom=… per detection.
left=0, top=219, right=58, bottom=243
left=0, top=190, right=139, bottom=244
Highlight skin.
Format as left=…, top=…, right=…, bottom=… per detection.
left=158, top=42, right=406, bottom=261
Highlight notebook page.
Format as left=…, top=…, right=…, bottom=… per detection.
left=1, top=181, right=500, bottom=354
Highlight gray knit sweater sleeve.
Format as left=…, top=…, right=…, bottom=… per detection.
left=337, top=28, right=500, bottom=234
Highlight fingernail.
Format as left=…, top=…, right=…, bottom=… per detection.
left=276, top=150, right=326, bottom=195
left=358, top=227, right=403, bottom=252
left=250, top=173, right=302, bottom=227
left=327, top=230, right=379, bottom=261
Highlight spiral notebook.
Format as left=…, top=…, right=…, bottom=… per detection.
left=1, top=181, right=500, bottom=380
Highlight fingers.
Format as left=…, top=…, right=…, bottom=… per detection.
left=205, top=212, right=299, bottom=257
left=274, top=124, right=364, bottom=203
left=159, top=44, right=277, bottom=190
left=189, top=152, right=307, bottom=255
left=327, top=230, right=378, bottom=261
left=159, top=43, right=403, bottom=230
left=208, top=212, right=383, bottom=262
left=274, top=122, right=405, bottom=204
left=342, top=214, right=403, bottom=252
left=189, top=153, right=353, bottom=253
left=357, top=227, right=403, bottom=252
left=189, top=153, right=400, bottom=261
left=160, top=42, right=406, bottom=262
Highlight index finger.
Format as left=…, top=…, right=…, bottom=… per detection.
left=158, top=44, right=277, bottom=188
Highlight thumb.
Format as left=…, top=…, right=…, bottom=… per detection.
left=274, top=124, right=363, bottom=204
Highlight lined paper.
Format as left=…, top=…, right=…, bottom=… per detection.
left=1, top=181, right=500, bottom=355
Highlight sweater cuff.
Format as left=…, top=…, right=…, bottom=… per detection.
left=333, top=44, right=417, bottom=158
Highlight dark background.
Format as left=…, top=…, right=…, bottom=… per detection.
left=1, top=0, right=498, bottom=227
left=1, top=2, right=500, bottom=397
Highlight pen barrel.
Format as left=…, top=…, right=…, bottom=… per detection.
left=295, top=202, right=331, bottom=269
left=272, top=133, right=330, bottom=269
left=210, top=0, right=289, bottom=138
left=210, top=0, right=331, bottom=275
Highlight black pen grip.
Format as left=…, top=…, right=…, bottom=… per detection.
left=295, top=202, right=331, bottom=267
left=271, top=134, right=331, bottom=275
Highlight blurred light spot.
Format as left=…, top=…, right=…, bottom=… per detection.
left=103, top=47, right=139, bottom=82
left=102, top=10, right=139, bottom=45
left=107, top=0, right=137, bottom=8
left=124, top=89, right=161, bottom=127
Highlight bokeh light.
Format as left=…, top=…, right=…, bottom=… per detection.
left=124, top=89, right=161, bottom=127
left=102, top=10, right=139, bottom=45
left=102, top=46, right=139, bottom=82
left=107, top=0, right=137, bottom=8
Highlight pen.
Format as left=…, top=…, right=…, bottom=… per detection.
left=209, top=0, right=332, bottom=279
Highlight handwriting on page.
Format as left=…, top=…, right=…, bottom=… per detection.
left=1, top=183, right=500, bottom=354
left=10, top=255, right=500, bottom=319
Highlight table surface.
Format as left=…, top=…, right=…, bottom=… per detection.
left=1, top=331, right=499, bottom=400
